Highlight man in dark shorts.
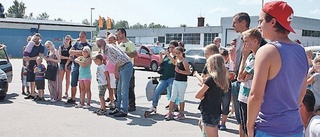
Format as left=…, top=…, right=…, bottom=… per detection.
left=67, top=31, right=91, bottom=104
left=24, top=33, right=45, bottom=99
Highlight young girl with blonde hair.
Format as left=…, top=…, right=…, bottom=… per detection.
left=74, top=46, right=92, bottom=109
left=195, top=54, right=229, bottom=137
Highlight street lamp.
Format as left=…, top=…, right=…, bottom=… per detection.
left=90, top=8, right=95, bottom=25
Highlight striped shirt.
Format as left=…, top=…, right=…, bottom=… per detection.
left=238, top=53, right=255, bottom=104
left=103, top=44, right=131, bottom=67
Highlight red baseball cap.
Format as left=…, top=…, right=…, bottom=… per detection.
left=262, top=1, right=295, bottom=33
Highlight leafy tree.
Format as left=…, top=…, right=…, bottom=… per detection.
left=54, top=18, right=64, bottom=21
left=180, top=24, right=187, bottom=27
left=82, top=19, right=90, bottom=25
left=37, top=12, right=49, bottom=20
left=24, top=12, right=34, bottom=19
left=113, top=20, right=129, bottom=29
left=130, top=23, right=144, bottom=29
left=6, top=0, right=26, bottom=18
left=148, top=22, right=167, bottom=28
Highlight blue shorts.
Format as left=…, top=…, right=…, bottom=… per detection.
left=71, top=63, right=79, bottom=87
left=201, top=113, right=220, bottom=127
left=255, top=130, right=303, bottom=137
left=59, top=63, right=72, bottom=70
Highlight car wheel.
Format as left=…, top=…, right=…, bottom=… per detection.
left=150, top=61, right=158, bottom=72
left=188, top=63, right=195, bottom=76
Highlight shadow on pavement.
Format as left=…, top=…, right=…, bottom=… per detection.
left=0, top=93, right=18, bottom=104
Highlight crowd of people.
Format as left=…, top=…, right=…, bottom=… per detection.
left=19, top=1, right=320, bottom=137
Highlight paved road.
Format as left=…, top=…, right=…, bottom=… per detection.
left=0, top=59, right=239, bottom=137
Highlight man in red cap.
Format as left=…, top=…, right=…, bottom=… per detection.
left=247, top=1, right=309, bottom=137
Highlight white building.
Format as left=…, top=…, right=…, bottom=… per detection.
left=98, top=16, right=320, bottom=49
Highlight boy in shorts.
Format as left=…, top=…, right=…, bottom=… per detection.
left=34, top=57, right=46, bottom=101
left=93, top=54, right=111, bottom=115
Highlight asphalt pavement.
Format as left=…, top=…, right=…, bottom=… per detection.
left=0, top=59, right=239, bottom=137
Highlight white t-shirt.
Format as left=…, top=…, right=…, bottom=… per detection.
left=96, top=64, right=108, bottom=86
left=304, top=115, right=320, bottom=137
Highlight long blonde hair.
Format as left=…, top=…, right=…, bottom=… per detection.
left=207, top=54, right=229, bottom=92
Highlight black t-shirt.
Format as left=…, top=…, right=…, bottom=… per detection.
left=28, top=44, right=44, bottom=70
left=60, top=44, right=72, bottom=65
left=174, top=60, right=188, bottom=81
left=72, top=42, right=91, bottom=64
left=198, top=76, right=223, bottom=115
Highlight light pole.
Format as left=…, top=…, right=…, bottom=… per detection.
left=90, top=8, right=95, bottom=25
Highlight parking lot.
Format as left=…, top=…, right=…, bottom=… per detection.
left=0, top=59, right=239, bottom=137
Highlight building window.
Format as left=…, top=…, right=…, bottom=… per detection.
left=165, top=34, right=182, bottom=44
left=127, top=37, right=135, bottom=43
left=158, top=36, right=165, bottom=43
left=302, top=30, right=320, bottom=37
left=204, top=33, right=219, bottom=46
left=183, top=33, right=200, bottom=44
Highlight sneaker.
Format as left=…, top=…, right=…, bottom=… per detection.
left=109, top=109, right=119, bottom=115
left=107, top=102, right=115, bottom=108
left=75, top=104, right=83, bottom=108
left=97, top=109, right=107, bottom=116
left=114, top=111, right=127, bottom=117
left=83, top=105, right=91, bottom=109
left=22, top=92, right=27, bottom=96
left=128, top=107, right=136, bottom=112
left=219, top=124, right=227, bottom=131
left=33, top=96, right=40, bottom=101
left=164, top=112, right=174, bottom=121
left=173, top=106, right=179, bottom=112
left=105, top=97, right=110, bottom=102
left=24, top=95, right=35, bottom=99
left=66, top=99, right=76, bottom=104
left=228, top=113, right=234, bottom=118
left=50, top=99, right=57, bottom=102
left=175, top=112, right=185, bottom=120
left=146, top=106, right=157, bottom=113
left=165, top=105, right=169, bottom=110
left=93, top=109, right=102, bottom=114
left=40, top=97, right=46, bottom=102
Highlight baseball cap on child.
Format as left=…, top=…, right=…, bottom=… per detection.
left=262, top=1, right=295, bottom=33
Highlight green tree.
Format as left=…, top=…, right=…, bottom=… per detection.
left=149, top=22, right=167, bottom=28
left=130, top=23, right=144, bottom=29
left=180, top=24, right=187, bottom=27
left=113, top=20, right=129, bottom=29
left=37, top=12, right=49, bottom=20
left=54, top=18, right=64, bottom=21
left=24, top=12, right=34, bottom=19
left=82, top=19, right=90, bottom=25
left=6, top=0, right=26, bottom=18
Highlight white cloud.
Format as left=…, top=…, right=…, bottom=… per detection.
left=309, top=9, right=320, bottom=15
left=208, top=7, right=228, bottom=14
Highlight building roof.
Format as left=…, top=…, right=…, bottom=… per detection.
left=0, top=17, right=95, bottom=28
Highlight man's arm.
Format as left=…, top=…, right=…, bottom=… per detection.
left=247, top=45, right=275, bottom=137
left=125, top=50, right=138, bottom=58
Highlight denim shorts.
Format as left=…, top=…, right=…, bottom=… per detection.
left=59, top=63, right=72, bottom=70
left=201, top=113, right=220, bottom=127
left=71, top=63, right=79, bottom=87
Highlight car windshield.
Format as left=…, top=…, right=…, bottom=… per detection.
left=149, top=46, right=164, bottom=54
left=186, top=49, right=204, bottom=57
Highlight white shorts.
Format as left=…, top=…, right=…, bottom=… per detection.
left=22, top=78, right=30, bottom=87
left=109, top=73, right=116, bottom=89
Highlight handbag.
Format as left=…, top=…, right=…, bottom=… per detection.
left=44, top=65, right=58, bottom=81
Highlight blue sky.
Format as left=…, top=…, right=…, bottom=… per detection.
left=1, top=0, right=320, bottom=27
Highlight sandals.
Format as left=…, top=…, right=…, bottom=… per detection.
left=62, top=93, right=68, bottom=99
